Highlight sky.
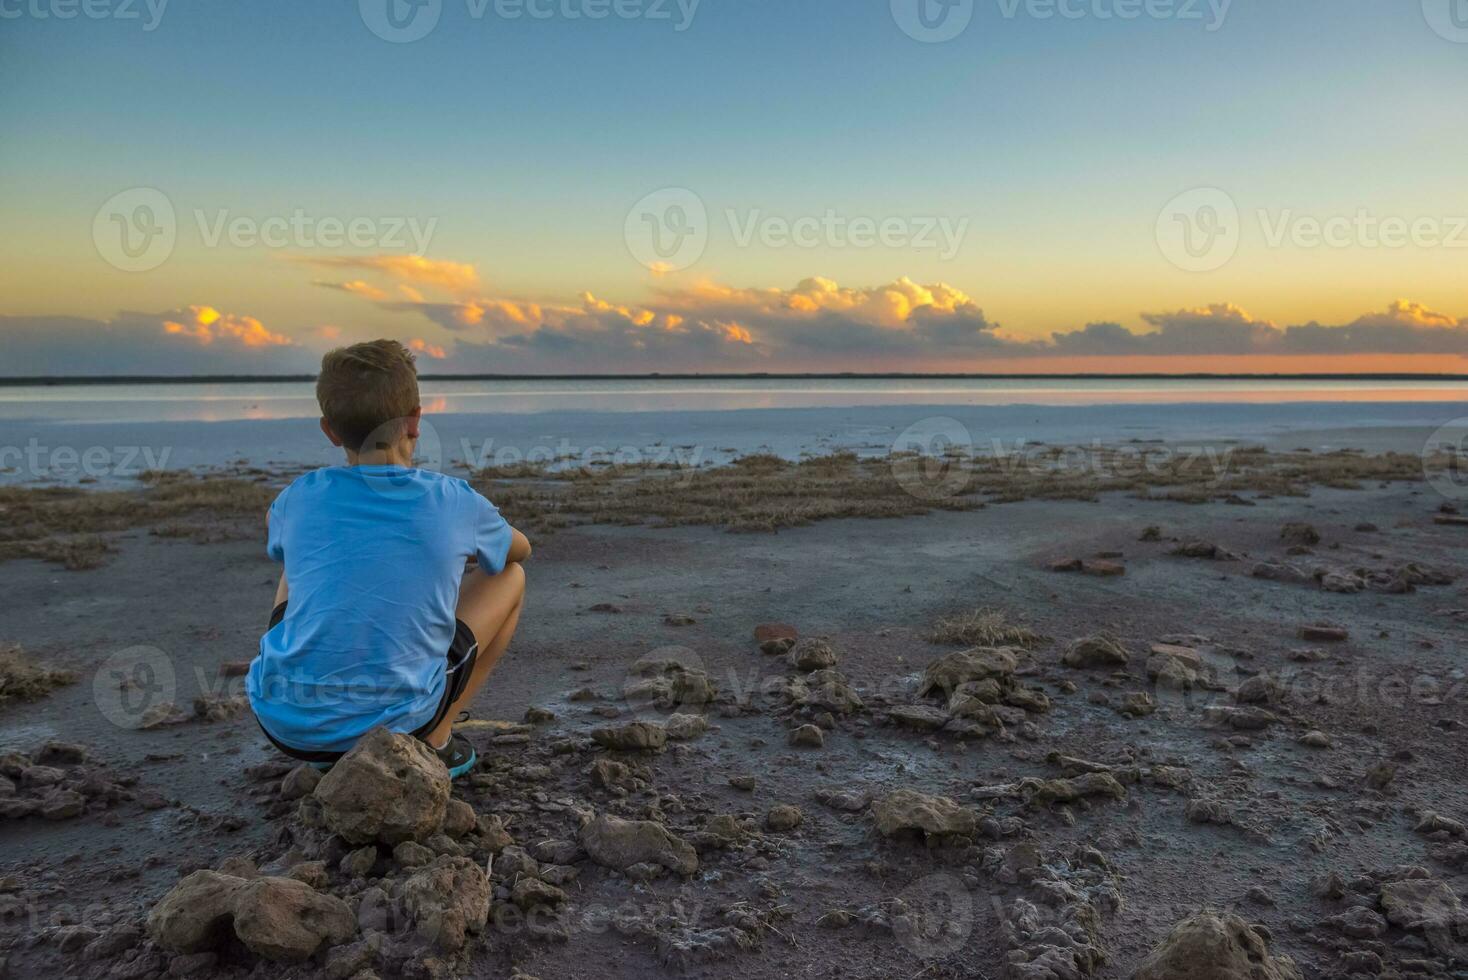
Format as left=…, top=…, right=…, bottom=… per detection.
left=1, top=0, right=1466, bottom=376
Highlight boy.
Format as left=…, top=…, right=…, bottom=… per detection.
left=247, top=340, right=529, bottom=777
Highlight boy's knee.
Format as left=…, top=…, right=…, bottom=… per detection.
left=504, top=561, right=526, bottom=592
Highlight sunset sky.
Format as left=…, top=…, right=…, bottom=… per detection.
left=1, top=0, right=1466, bottom=375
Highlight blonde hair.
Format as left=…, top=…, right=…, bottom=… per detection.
left=315, top=340, right=420, bottom=451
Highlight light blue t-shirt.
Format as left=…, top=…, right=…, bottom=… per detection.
left=247, top=465, right=512, bottom=753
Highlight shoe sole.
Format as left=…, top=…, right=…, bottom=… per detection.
left=446, top=748, right=476, bottom=779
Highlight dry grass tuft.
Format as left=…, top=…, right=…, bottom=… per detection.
left=929, top=607, right=1046, bottom=648
left=0, top=644, right=78, bottom=705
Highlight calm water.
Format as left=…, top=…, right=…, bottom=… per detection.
left=3, top=377, right=1467, bottom=424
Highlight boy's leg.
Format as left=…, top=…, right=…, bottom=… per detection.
left=424, top=561, right=526, bottom=749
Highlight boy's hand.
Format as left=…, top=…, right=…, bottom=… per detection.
left=507, top=527, right=532, bottom=564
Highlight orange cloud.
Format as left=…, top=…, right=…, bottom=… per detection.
left=408, top=338, right=448, bottom=359
left=303, top=254, right=480, bottom=295
left=162, top=306, right=293, bottom=349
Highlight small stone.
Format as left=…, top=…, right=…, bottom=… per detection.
left=765, top=805, right=802, bottom=832
left=789, top=724, right=824, bottom=748
left=279, top=764, right=322, bottom=801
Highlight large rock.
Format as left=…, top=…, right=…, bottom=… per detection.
left=1134, top=910, right=1302, bottom=980
left=1062, top=635, right=1130, bottom=669
left=397, top=855, right=491, bottom=952
left=314, top=728, right=450, bottom=844
left=580, top=812, right=698, bottom=876
left=231, top=877, right=355, bottom=961
left=1379, top=878, right=1465, bottom=933
left=872, top=789, right=978, bottom=839
left=918, top=648, right=1018, bottom=699
left=146, top=870, right=246, bottom=953
left=591, top=721, right=668, bottom=752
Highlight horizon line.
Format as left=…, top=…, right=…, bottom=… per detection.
left=3, top=372, right=1468, bottom=387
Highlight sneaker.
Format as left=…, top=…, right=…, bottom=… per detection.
left=432, top=733, right=477, bottom=779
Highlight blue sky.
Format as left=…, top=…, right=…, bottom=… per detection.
left=2, top=0, right=1466, bottom=373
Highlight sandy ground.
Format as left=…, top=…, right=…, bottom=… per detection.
left=2, top=468, right=1467, bottom=977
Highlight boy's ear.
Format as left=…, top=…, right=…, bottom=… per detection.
left=319, top=417, right=344, bottom=447
left=403, top=406, right=422, bottom=440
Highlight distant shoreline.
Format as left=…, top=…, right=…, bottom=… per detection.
left=3, top=372, right=1467, bottom=387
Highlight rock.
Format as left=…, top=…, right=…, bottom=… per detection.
left=279, top=764, right=322, bottom=801
left=579, top=812, right=698, bottom=876
left=789, top=724, right=824, bottom=748
left=1171, top=541, right=1238, bottom=561
left=340, top=846, right=379, bottom=879
left=1280, top=522, right=1320, bottom=545
left=663, top=613, right=696, bottom=626
left=40, top=789, right=85, bottom=820
left=35, top=742, right=87, bottom=766
left=230, top=876, right=355, bottom=961
left=285, top=861, right=328, bottom=890
left=441, top=799, right=476, bottom=838
left=147, top=871, right=246, bottom=953
left=918, top=647, right=1017, bottom=699
left=1134, top=910, right=1302, bottom=980
left=510, top=877, right=567, bottom=910
left=589, top=757, right=640, bottom=791
left=398, top=855, right=491, bottom=951
left=1062, top=634, right=1129, bottom=669
left=1299, top=625, right=1348, bottom=642
left=871, top=789, right=978, bottom=839
left=788, top=638, right=837, bottom=672
left=192, top=695, right=249, bottom=722
left=314, top=728, right=449, bottom=845
left=1415, top=810, right=1467, bottom=838
left=1298, top=730, right=1331, bottom=749
left=754, top=623, right=798, bottom=655
left=1083, top=559, right=1126, bottom=576
left=765, top=805, right=802, bottom=831
left=1233, top=676, right=1276, bottom=705
left=1251, top=562, right=1314, bottom=585
left=1049, top=557, right=1084, bottom=572
left=393, top=841, right=436, bottom=868
left=138, top=703, right=191, bottom=729
left=1379, top=878, right=1465, bottom=932
left=1022, top=773, right=1126, bottom=806
left=728, top=775, right=756, bottom=791
left=663, top=713, right=708, bottom=741
left=591, top=721, right=668, bottom=752
left=1363, top=762, right=1396, bottom=790
left=524, top=706, right=555, bottom=723
left=1118, top=692, right=1157, bottom=718
left=1322, top=905, right=1387, bottom=939
left=1205, top=705, right=1277, bottom=731
left=1139, top=525, right=1163, bottom=541
left=1184, top=800, right=1233, bottom=826
left=801, top=669, right=864, bottom=714
left=887, top=704, right=949, bottom=731
left=528, top=838, right=580, bottom=865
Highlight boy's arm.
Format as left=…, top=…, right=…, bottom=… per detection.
left=506, top=527, right=532, bottom=564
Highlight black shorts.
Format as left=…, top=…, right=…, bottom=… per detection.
left=257, top=601, right=479, bottom=764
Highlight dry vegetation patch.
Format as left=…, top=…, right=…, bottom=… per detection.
left=929, top=607, right=1046, bottom=648
left=0, top=643, right=78, bottom=705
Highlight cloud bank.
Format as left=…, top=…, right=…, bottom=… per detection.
left=4, top=256, right=1466, bottom=375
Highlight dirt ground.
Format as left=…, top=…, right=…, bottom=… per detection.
left=2, top=471, right=1466, bottom=978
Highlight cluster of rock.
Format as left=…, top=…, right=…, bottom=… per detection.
left=0, top=742, right=144, bottom=822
